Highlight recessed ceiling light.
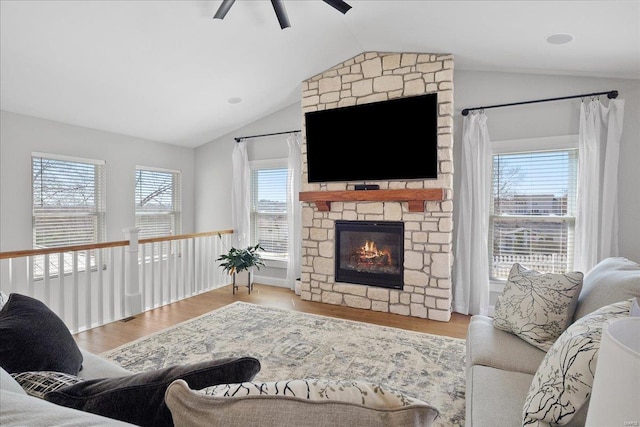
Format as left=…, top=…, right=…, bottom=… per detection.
left=546, top=33, right=575, bottom=45
left=228, top=97, right=242, bottom=104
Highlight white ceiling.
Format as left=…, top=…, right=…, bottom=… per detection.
left=1, top=1, right=638, bottom=148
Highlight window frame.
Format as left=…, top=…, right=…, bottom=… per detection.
left=134, top=165, right=182, bottom=240
left=249, top=158, right=289, bottom=266
left=489, top=135, right=578, bottom=290
left=31, top=152, right=106, bottom=279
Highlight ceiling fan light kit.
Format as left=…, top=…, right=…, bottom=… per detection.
left=213, top=0, right=352, bottom=29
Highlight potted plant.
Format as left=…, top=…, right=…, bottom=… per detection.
left=216, top=234, right=265, bottom=295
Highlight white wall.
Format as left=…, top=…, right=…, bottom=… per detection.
left=0, top=111, right=195, bottom=252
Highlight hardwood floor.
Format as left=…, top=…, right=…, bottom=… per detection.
left=74, top=284, right=471, bottom=354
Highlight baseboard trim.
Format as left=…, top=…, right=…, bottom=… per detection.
left=254, top=274, right=290, bottom=289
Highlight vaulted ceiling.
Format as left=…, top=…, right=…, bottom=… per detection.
left=1, top=1, right=638, bottom=147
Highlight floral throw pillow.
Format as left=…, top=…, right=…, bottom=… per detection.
left=522, top=299, right=632, bottom=426
left=493, top=263, right=584, bottom=351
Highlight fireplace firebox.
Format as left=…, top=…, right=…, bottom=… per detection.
left=335, top=220, right=404, bottom=290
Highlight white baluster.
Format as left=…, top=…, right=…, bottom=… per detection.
left=140, top=244, right=147, bottom=310
left=181, top=239, right=187, bottom=297
left=97, top=249, right=104, bottom=326
left=44, top=253, right=51, bottom=306
left=168, top=240, right=174, bottom=302
left=108, top=247, right=115, bottom=322
left=159, top=242, right=164, bottom=305
left=72, top=251, right=79, bottom=333
left=85, top=249, right=92, bottom=331
left=58, top=252, right=65, bottom=324
left=150, top=243, right=156, bottom=308
left=27, top=256, right=34, bottom=297
left=119, top=246, right=126, bottom=318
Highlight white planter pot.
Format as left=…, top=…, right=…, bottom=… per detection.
left=232, top=268, right=254, bottom=294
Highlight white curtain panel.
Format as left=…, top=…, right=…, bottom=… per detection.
left=574, top=99, right=625, bottom=273
left=231, top=141, right=251, bottom=248
left=453, top=112, right=491, bottom=316
left=286, top=134, right=302, bottom=291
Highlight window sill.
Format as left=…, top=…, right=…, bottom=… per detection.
left=262, top=257, right=288, bottom=269
left=490, top=280, right=506, bottom=294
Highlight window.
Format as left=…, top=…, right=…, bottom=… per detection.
left=135, top=167, right=182, bottom=240
left=490, top=136, right=578, bottom=281
left=250, top=160, right=288, bottom=261
left=32, top=153, right=106, bottom=277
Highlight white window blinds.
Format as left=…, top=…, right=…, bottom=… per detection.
left=32, top=155, right=106, bottom=249
left=250, top=165, right=288, bottom=259
left=32, top=154, right=106, bottom=278
left=135, top=168, right=182, bottom=240
left=490, top=148, right=577, bottom=280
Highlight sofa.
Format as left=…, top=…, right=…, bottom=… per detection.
left=465, top=257, right=640, bottom=427
left=0, top=293, right=262, bottom=427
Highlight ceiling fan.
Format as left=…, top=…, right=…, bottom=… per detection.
left=213, top=0, right=352, bottom=30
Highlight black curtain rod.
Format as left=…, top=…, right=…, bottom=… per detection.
left=461, top=90, right=618, bottom=116
left=234, top=129, right=301, bottom=143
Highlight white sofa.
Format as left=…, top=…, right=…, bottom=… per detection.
left=465, top=257, right=640, bottom=427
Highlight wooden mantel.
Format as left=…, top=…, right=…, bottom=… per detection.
left=299, top=188, right=444, bottom=213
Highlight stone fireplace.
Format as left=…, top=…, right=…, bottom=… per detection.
left=299, top=52, right=454, bottom=321
left=335, top=220, right=404, bottom=290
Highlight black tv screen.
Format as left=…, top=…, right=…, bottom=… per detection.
left=304, top=93, right=438, bottom=183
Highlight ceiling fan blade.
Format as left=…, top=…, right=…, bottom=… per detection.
left=322, top=0, right=352, bottom=14
left=271, top=0, right=291, bottom=29
left=213, top=0, right=236, bottom=19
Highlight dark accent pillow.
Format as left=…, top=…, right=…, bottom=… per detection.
left=44, top=357, right=261, bottom=427
left=0, top=293, right=83, bottom=375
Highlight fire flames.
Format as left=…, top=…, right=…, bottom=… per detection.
left=351, top=240, right=392, bottom=266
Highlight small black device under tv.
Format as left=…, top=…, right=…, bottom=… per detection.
left=304, top=93, right=438, bottom=183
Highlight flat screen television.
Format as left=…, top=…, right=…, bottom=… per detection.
left=304, top=93, right=438, bottom=183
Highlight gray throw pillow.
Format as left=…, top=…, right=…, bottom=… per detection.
left=166, top=378, right=440, bottom=427
left=44, top=357, right=261, bottom=427
left=0, top=293, right=83, bottom=375
left=573, top=257, right=640, bottom=321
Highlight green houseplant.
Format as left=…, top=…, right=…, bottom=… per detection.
left=216, top=234, right=265, bottom=294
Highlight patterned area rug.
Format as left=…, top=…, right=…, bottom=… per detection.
left=101, top=301, right=466, bottom=426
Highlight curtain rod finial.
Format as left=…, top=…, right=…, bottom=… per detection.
left=608, top=90, right=619, bottom=99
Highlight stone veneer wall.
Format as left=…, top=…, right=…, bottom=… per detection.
left=299, top=52, right=454, bottom=321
